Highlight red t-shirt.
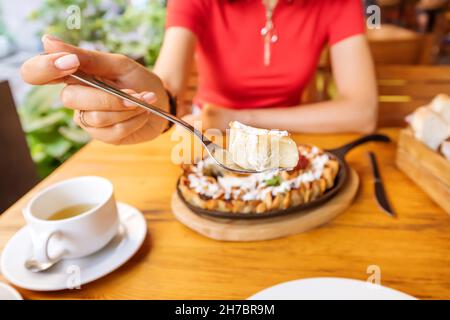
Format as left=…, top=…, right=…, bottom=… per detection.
left=166, top=0, right=365, bottom=109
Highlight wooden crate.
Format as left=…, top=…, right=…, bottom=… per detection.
left=396, top=129, right=450, bottom=214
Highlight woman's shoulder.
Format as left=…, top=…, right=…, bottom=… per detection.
left=166, top=0, right=215, bottom=37
left=167, top=0, right=214, bottom=18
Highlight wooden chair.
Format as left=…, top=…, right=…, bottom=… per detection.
left=303, top=24, right=431, bottom=105
left=0, top=81, right=38, bottom=213
left=376, top=0, right=405, bottom=24
left=376, top=65, right=450, bottom=127
left=183, top=57, right=450, bottom=130
left=303, top=64, right=450, bottom=127
left=302, top=48, right=331, bottom=103
left=183, top=59, right=198, bottom=112
left=367, top=24, right=429, bottom=64
left=307, top=22, right=437, bottom=68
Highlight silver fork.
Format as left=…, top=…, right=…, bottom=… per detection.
left=70, top=71, right=284, bottom=174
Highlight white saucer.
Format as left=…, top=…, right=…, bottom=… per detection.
left=248, top=277, right=417, bottom=300
left=0, top=202, right=147, bottom=292
left=0, top=282, right=23, bottom=300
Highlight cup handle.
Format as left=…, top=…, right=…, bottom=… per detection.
left=33, top=230, right=65, bottom=264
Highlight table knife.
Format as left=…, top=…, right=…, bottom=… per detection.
left=368, top=152, right=395, bottom=217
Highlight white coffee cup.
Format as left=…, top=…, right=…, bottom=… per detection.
left=23, top=176, right=119, bottom=264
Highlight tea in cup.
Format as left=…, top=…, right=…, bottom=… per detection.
left=23, top=176, right=119, bottom=265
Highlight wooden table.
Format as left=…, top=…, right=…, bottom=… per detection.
left=1, top=128, right=449, bottom=300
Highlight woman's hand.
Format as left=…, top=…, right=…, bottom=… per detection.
left=21, top=35, right=169, bottom=145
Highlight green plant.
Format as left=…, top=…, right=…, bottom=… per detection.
left=29, top=0, right=166, bottom=65
left=104, top=1, right=166, bottom=66
left=19, top=85, right=91, bottom=178
left=29, top=0, right=126, bottom=46
left=22, top=0, right=166, bottom=177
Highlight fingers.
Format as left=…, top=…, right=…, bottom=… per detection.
left=61, top=84, right=157, bottom=111
left=74, top=110, right=150, bottom=145
left=21, top=52, right=80, bottom=85
left=75, top=110, right=167, bottom=145
left=70, top=87, right=159, bottom=144
left=42, top=35, right=136, bottom=78
left=113, top=122, right=163, bottom=145
left=74, top=109, right=146, bottom=128
left=22, top=34, right=138, bottom=85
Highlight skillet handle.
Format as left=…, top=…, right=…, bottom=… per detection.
left=328, top=133, right=391, bottom=159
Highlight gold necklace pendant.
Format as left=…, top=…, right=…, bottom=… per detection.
left=261, top=3, right=278, bottom=66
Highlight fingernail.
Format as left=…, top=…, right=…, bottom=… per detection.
left=142, top=92, right=157, bottom=103
left=42, top=34, right=62, bottom=42
left=123, top=92, right=156, bottom=107
left=54, top=54, right=80, bottom=70
left=123, top=93, right=141, bottom=107
left=123, top=100, right=135, bottom=108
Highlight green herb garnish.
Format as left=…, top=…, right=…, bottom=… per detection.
left=265, top=176, right=281, bottom=186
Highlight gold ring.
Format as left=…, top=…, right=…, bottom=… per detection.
left=79, top=110, right=90, bottom=127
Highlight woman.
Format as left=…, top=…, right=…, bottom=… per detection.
left=21, top=0, right=377, bottom=145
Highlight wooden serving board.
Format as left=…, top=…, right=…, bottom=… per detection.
left=171, top=169, right=359, bottom=241
left=396, top=129, right=450, bottom=214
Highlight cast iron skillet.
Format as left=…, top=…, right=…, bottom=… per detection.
left=176, top=134, right=391, bottom=220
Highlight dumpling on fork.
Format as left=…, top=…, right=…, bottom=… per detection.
left=228, top=121, right=299, bottom=172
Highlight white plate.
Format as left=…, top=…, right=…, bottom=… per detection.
left=248, top=277, right=416, bottom=300
left=0, top=202, right=146, bottom=292
left=0, top=282, right=22, bottom=300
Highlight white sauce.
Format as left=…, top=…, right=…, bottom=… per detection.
left=187, top=150, right=330, bottom=201
left=187, top=174, right=221, bottom=199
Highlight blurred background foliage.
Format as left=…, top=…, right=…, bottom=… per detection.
left=22, top=0, right=166, bottom=178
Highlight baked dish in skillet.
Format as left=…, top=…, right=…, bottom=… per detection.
left=178, top=144, right=340, bottom=214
